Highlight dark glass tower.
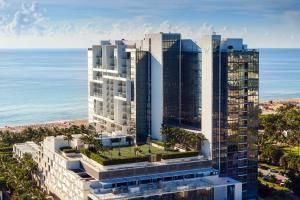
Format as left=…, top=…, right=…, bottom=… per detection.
left=162, top=33, right=181, bottom=125
left=181, top=40, right=202, bottom=128
left=201, top=35, right=259, bottom=199
left=222, top=49, right=259, bottom=199
left=134, top=51, right=151, bottom=144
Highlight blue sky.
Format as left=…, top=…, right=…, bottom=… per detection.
left=0, top=0, right=299, bottom=48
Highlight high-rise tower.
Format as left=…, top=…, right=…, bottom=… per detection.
left=88, top=33, right=259, bottom=199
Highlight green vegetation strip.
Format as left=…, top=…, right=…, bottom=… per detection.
left=0, top=147, right=13, bottom=152
left=282, top=147, right=300, bottom=155
left=80, top=145, right=199, bottom=166
left=59, top=146, right=79, bottom=154
left=161, top=151, right=199, bottom=159
left=258, top=178, right=289, bottom=191
left=151, top=140, right=164, bottom=147
left=260, top=163, right=288, bottom=173
left=80, top=148, right=148, bottom=165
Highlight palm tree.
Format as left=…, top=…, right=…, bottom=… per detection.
left=94, top=141, right=103, bottom=155
left=80, top=133, right=97, bottom=151
left=80, top=125, right=87, bottom=134
left=87, top=124, right=97, bottom=135
left=70, top=125, right=81, bottom=135
left=63, top=132, right=73, bottom=146
left=102, top=146, right=109, bottom=157
left=147, top=134, right=152, bottom=153
left=134, top=146, right=142, bottom=157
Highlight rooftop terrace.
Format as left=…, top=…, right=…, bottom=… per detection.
left=80, top=144, right=199, bottom=166
left=88, top=169, right=239, bottom=200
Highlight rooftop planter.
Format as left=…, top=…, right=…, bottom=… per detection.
left=80, top=145, right=199, bottom=166
left=59, top=146, right=79, bottom=154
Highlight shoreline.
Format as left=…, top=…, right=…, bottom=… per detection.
left=260, top=98, right=300, bottom=115
left=1, top=97, right=300, bottom=132
left=0, top=119, right=88, bottom=132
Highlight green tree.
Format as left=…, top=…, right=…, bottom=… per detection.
left=285, top=170, right=300, bottom=196
left=269, top=174, right=276, bottom=183
left=279, top=155, right=289, bottom=169
left=63, top=132, right=74, bottom=146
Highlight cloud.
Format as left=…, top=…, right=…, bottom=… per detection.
left=0, top=0, right=8, bottom=9
left=281, top=11, right=300, bottom=27
left=3, top=1, right=48, bottom=35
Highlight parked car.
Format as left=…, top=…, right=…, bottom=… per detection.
left=263, top=175, right=270, bottom=180
left=270, top=169, right=278, bottom=173
left=279, top=171, right=286, bottom=176
left=259, top=165, right=269, bottom=170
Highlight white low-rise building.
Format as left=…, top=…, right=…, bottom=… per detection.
left=13, top=141, right=40, bottom=162
left=38, top=136, right=98, bottom=200
left=13, top=135, right=242, bottom=200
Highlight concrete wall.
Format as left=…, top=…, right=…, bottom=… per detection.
left=198, top=35, right=214, bottom=159
left=145, top=33, right=163, bottom=140
left=214, top=186, right=227, bottom=200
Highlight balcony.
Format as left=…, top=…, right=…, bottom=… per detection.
left=116, top=92, right=126, bottom=98
left=93, top=92, right=102, bottom=98
left=94, top=76, right=103, bottom=82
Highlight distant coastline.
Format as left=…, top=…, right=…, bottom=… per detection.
left=0, top=119, right=88, bottom=132
left=260, top=98, right=300, bottom=115
left=0, top=48, right=299, bottom=127
left=1, top=97, right=300, bottom=132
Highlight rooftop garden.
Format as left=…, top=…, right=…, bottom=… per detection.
left=78, top=126, right=204, bottom=166
left=80, top=145, right=198, bottom=166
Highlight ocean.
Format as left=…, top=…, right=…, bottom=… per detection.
left=0, top=49, right=87, bottom=127
left=0, top=48, right=299, bottom=127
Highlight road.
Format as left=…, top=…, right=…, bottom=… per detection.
left=258, top=168, right=287, bottom=182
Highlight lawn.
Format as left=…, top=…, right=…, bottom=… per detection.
left=259, top=163, right=288, bottom=173
left=81, top=145, right=199, bottom=165
left=100, top=144, right=178, bottom=159
left=282, top=147, right=300, bottom=155
left=258, top=177, right=289, bottom=191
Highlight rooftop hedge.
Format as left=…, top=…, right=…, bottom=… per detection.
left=0, top=147, right=13, bottom=152
left=161, top=151, right=199, bottom=160
left=59, top=146, right=79, bottom=154
left=80, top=148, right=149, bottom=165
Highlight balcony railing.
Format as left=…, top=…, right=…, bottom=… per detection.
left=93, top=92, right=102, bottom=98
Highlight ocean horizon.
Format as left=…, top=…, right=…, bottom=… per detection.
left=0, top=48, right=300, bottom=127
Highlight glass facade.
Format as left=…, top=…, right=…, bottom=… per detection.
left=162, top=33, right=181, bottom=125
left=134, top=51, right=151, bottom=144
left=224, top=50, right=259, bottom=199
left=181, top=50, right=202, bottom=128
left=129, top=188, right=214, bottom=200
left=212, top=38, right=228, bottom=175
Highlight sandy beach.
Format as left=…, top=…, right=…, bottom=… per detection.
left=1, top=98, right=300, bottom=132
left=0, top=119, right=88, bottom=132
left=260, top=98, right=300, bottom=115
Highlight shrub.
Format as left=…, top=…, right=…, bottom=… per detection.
left=59, top=146, right=72, bottom=151
left=89, top=152, right=105, bottom=165
left=258, top=182, right=272, bottom=198
left=269, top=174, right=276, bottom=183
left=260, top=145, right=284, bottom=165
left=110, top=138, right=121, bottom=143
left=63, top=149, right=79, bottom=154
left=286, top=170, right=300, bottom=196
left=161, top=151, right=198, bottom=160
left=80, top=148, right=91, bottom=157
left=151, top=140, right=164, bottom=147
left=0, top=147, right=13, bottom=152
left=102, top=156, right=149, bottom=165
left=280, top=155, right=289, bottom=169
